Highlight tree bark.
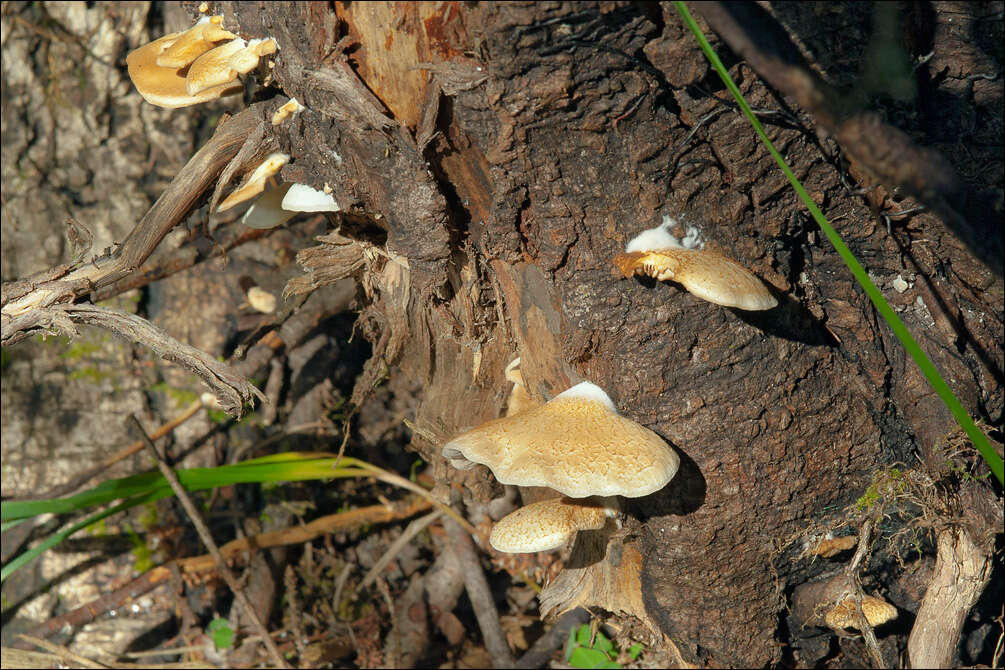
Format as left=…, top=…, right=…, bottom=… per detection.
left=215, top=2, right=1003, bottom=666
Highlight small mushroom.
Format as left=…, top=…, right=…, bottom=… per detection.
left=156, top=15, right=236, bottom=69
left=246, top=286, right=277, bottom=314
left=825, top=595, right=898, bottom=630
left=489, top=497, right=617, bottom=553
left=271, top=98, right=304, bottom=126
left=503, top=357, right=539, bottom=417
left=241, top=183, right=295, bottom=230
left=281, top=183, right=340, bottom=213
left=810, top=534, right=858, bottom=559
left=217, top=152, right=290, bottom=212
left=126, top=32, right=242, bottom=108
left=614, top=224, right=777, bottom=311
left=442, top=381, right=679, bottom=498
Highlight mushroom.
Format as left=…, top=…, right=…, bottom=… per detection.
left=126, top=32, right=243, bottom=108
left=503, top=357, right=539, bottom=417
left=156, top=15, right=236, bottom=69
left=442, top=381, right=679, bottom=498
left=271, top=98, right=304, bottom=126
left=614, top=223, right=777, bottom=311
left=489, top=496, right=617, bottom=553
left=281, top=183, right=340, bottom=213
left=186, top=37, right=278, bottom=95
left=241, top=183, right=295, bottom=229
left=825, top=595, right=898, bottom=630
left=810, top=534, right=858, bottom=559
left=217, top=152, right=290, bottom=212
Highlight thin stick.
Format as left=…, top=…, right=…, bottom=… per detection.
left=16, top=400, right=203, bottom=502
left=175, top=496, right=432, bottom=574
left=358, top=510, right=443, bottom=591
left=847, top=519, right=885, bottom=669
left=445, top=516, right=515, bottom=668
left=127, top=415, right=289, bottom=669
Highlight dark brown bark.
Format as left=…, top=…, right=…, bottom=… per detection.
left=214, top=2, right=1002, bottom=666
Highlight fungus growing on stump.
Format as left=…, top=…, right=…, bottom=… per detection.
left=126, top=16, right=277, bottom=109
left=442, top=381, right=679, bottom=498
left=489, top=497, right=617, bottom=553
left=443, top=379, right=678, bottom=627
left=217, top=153, right=290, bottom=212
left=614, top=222, right=778, bottom=310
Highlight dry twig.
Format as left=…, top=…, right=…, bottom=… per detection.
left=128, top=415, right=289, bottom=669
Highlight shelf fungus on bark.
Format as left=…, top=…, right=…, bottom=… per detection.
left=444, top=379, right=674, bottom=628
left=156, top=15, right=236, bottom=69
left=127, top=16, right=277, bottom=109
left=503, top=357, right=539, bottom=417
left=489, top=496, right=618, bottom=553
left=825, top=595, right=898, bottom=631
left=217, top=152, right=290, bottom=212
left=614, top=223, right=778, bottom=311
left=442, top=381, right=679, bottom=499
left=271, top=98, right=305, bottom=125
left=127, top=32, right=243, bottom=108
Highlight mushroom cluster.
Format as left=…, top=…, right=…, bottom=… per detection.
left=442, top=378, right=680, bottom=553
left=126, top=15, right=277, bottom=109
left=613, top=219, right=778, bottom=311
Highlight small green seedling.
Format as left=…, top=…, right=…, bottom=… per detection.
left=207, top=617, right=234, bottom=650
left=565, top=623, right=643, bottom=669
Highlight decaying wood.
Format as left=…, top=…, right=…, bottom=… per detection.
left=908, top=527, right=995, bottom=669
left=693, top=1, right=1003, bottom=276
left=538, top=524, right=655, bottom=633
left=1, top=105, right=265, bottom=338
left=65, top=305, right=263, bottom=416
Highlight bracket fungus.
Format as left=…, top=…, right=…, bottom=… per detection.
left=271, top=98, right=305, bottom=125
left=489, top=497, right=617, bottom=553
left=127, top=16, right=277, bottom=109
left=503, top=357, right=539, bottom=417
left=156, top=15, right=236, bottom=69
left=127, top=32, right=242, bottom=108
left=442, top=381, right=679, bottom=499
left=217, top=152, right=290, bottom=212
left=825, top=595, right=898, bottom=631
left=614, top=222, right=778, bottom=311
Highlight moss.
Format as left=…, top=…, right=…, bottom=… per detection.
left=855, top=467, right=904, bottom=511
left=147, top=381, right=200, bottom=406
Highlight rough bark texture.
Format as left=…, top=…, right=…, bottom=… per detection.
left=210, top=2, right=1004, bottom=666
left=3, top=1, right=1001, bottom=666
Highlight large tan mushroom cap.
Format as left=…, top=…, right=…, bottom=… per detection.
left=126, top=33, right=242, bottom=108
left=614, top=247, right=778, bottom=311
left=442, top=382, right=679, bottom=498
left=156, top=16, right=237, bottom=68
left=490, top=497, right=614, bottom=553
left=825, top=595, right=898, bottom=630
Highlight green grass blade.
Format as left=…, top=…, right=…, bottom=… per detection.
left=673, top=2, right=1003, bottom=484
left=1, top=454, right=373, bottom=522
left=1, top=491, right=167, bottom=583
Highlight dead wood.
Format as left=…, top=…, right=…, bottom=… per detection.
left=692, top=2, right=1003, bottom=276
left=67, top=305, right=263, bottom=416
left=1, top=105, right=266, bottom=343
left=908, top=527, right=995, bottom=668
